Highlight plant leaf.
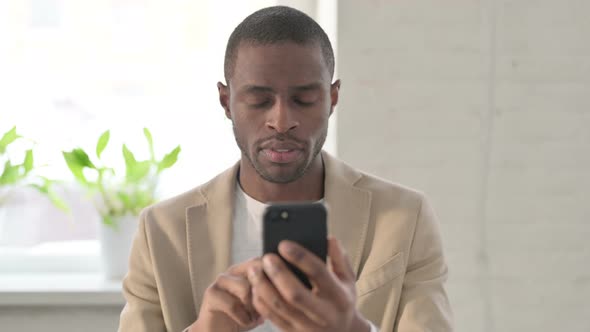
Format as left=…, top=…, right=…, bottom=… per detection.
left=129, top=161, right=151, bottom=183
left=96, top=130, right=110, bottom=159
left=117, top=191, right=132, bottom=210
left=135, top=190, right=154, bottom=210
left=157, top=145, right=181, bottom=172
left=102, top=214, right=117, bottom=229
left=122, top=144, right=137, bottom=168
left=47, top=190, right=70, bottom=212
left=23, top=149, right=34, bottom=173
left=30, top=183, right=70, bottom=213
left=105, top=167, right=116, bottom=176
left=0, top=126, right=20, bottom=154
left=0, top=160, right=21, bottom=185
left=63, top=150, right=89, bottom=185
left=123, top=145, right=137, bottom=177
left=123, top=144, right=151, bottom=183
left=143, top=128, right=155, bottom=161
left=30, top=183, right=48, bottom=194
left=73, top=148, right=96, bottom=169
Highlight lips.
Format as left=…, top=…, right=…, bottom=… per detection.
left=259, top=141, right=303, bottom=164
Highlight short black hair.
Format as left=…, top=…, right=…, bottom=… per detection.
left=224, top=6, right=335, bottom=82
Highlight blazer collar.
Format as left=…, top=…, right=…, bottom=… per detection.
left=321, top=151, right=372, bottom=275
left=186, top=163, right=238, bottom=308
left=186, top=151, right=372, bottom=307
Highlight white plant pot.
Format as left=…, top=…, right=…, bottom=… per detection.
left=99, top=214, right=138, bottom=280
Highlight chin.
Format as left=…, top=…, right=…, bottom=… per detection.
left=258, top=162, right=308, bottom=184
left=262, top=173, right=301, bottom=184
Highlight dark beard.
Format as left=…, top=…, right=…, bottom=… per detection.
left=232, top=124, right=327, bottom=184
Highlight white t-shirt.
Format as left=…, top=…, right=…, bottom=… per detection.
left=231, top=183, right=276, bottom=331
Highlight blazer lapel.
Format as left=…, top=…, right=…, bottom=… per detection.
left=322, top=151, right=372, bottom=277
left=186, top=163, right=239, bottom=310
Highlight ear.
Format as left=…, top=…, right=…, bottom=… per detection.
left=217, top=81, right=231, bottom=119
left=329, top=79, right=341, bottom=116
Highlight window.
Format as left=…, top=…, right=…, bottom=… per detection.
left=0, top=0, right=337, bottom=274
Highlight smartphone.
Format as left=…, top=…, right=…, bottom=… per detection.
left=262, top=202, right=328, bottom=289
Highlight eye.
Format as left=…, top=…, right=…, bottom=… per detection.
left=293, top=98, right=314, bottom=107
left=249, top=99, right=272, bottom=109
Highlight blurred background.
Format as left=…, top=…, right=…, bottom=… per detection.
left=0, top=0, right=588, bottom=331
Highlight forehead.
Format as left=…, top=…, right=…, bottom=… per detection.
left=230, top=41, right=330, bottom=89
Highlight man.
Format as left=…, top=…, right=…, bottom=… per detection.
left=119, top=6, right=453, bottom=332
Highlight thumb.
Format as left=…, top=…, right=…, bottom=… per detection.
left=327, top=236, right=355, bottom=282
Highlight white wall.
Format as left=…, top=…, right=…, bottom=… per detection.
left=337, top=1, right=590, bottom=331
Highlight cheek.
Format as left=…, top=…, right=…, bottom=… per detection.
left=233, top=111, right=265, bottom=135
left=231, top=110, right=265, bottom=147
left=307, top=108, right=331, bottom=130
left=232, top=117, right=250, bottom=141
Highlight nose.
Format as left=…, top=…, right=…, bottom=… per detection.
left=265, top=99, right=299, bottom=133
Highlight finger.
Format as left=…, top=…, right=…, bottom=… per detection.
left=251, top=287, right=292, bottom=331
left=248, top=265, right=317, bottom=330
left=278, top=240, right=347, bottom=301
left=215, top=274, right=251, bottom=305
left=327, top=236, right=355, bottom=282
left=226, top=259, right=263, bottom=321
left=214, top=273, right=259, bottom=321
left=240, top=314, right=265, bottom=331
left=228, top=257, right=262, bottom=277
left=262, top=254, right=331, bottom=327
left=208, top=284, right=254, bottom=327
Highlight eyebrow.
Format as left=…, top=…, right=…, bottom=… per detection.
left=290, top=82, right=322, bottom=92
left=239, top=82, right=323, bottom=95
left=240, top=85, right=274, bottom=95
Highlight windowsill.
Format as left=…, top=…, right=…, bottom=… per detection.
left=0, top=273, right=124, bottom=306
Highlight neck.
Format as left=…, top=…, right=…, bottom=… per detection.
left=238, top=153, right=325, bottom=203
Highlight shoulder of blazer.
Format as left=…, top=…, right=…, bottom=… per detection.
left=322, top=150, right=425, bottom=215
left=347, top=169, right=425, bottom=212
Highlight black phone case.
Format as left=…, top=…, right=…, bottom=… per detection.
left=262, top=202, right=327, bottom=289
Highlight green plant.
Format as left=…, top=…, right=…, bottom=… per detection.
left=62, top=128, right=180, bottom=228
left=0, top=126, right=68, bottom=210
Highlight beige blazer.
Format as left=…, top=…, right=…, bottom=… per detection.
left=118, top=151, right=453, bottom=332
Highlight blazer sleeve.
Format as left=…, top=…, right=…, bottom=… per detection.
left=118, top=208, right=167, bottom=332
left=394, top=196, right=454, bottom=331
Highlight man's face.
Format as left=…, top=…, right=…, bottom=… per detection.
left=219, top=42, right=339, bottom=183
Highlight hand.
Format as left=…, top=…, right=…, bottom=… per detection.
left=247, top=237, right=370, bottom=332
left=190, top=258, right=264, bottom=332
